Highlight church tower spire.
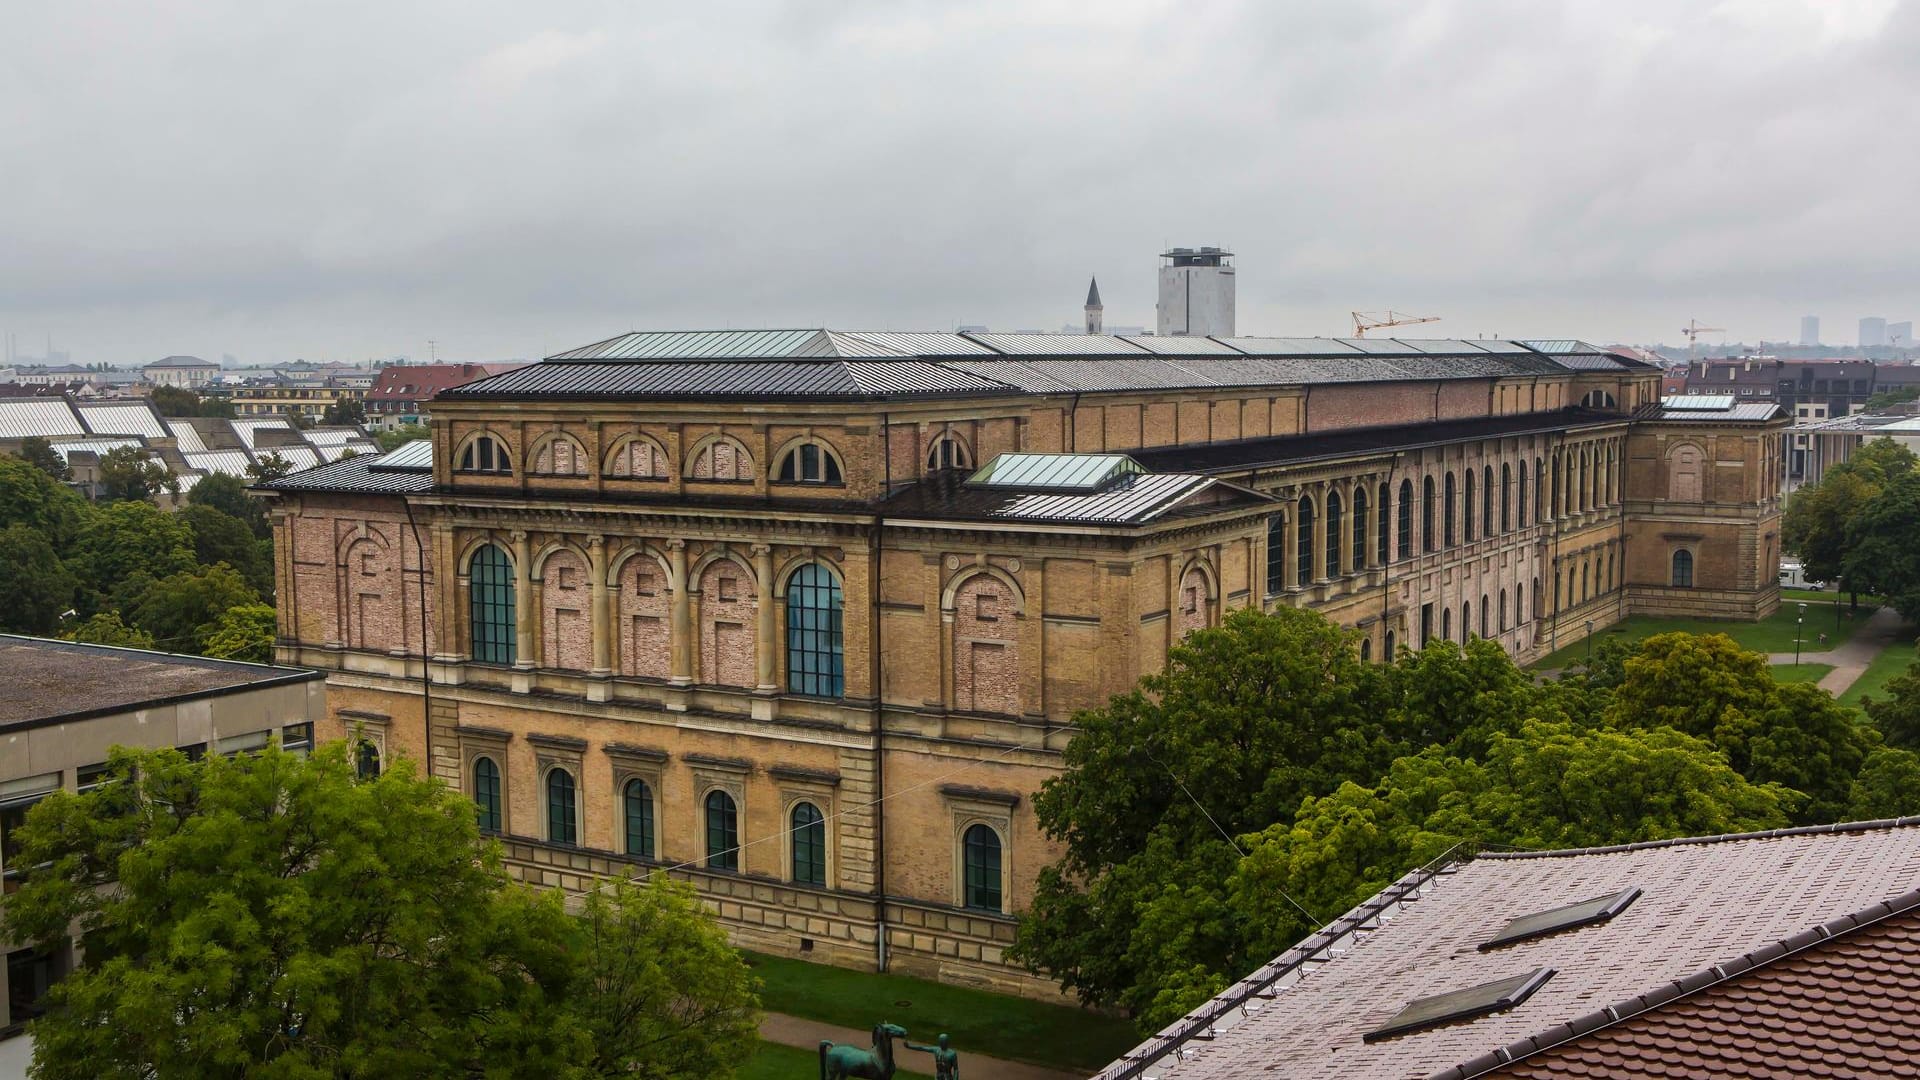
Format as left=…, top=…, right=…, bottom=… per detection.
left=1084, top=276, right=1104, bottom=335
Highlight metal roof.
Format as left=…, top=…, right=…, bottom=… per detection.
left=445, top=359, right=1016, bottom=401
left=1643, top=402, right=1783, bottom=423
left=75, top=401, right=168, bottom=439
left=165, top=420, right=207, bottom=452
left=1549, top=353, right=1630, bottom=371
left=550, top=329, right=828, bottom=360
left=229, top=419, right=299, bottom=449
left=316, top=440, right=380, bottom=462
left=269, top=446, right=323, bottom=472
left=258, top=449, right=436, bottom=495
left=835, top=331, right=996, bottom=357
left=0, top=399, right=87, bottom=439
left=183, top=450, right=255, bottom=476
left=1213, top=337, right=1366, bottom=355
left=1117, top=335, right=1247, bottom=355
left=47, top=436, right=144, bottom=461
left=1131, top=407, right=1624, bottom=475
left=301, top=427, right=362, bottom=446
left=1342, top=337, right=1425, bottom=355
left=968, top=453, right=1144, bottom=492
left=1663, top=394, right=1737, bottom=411
left=369, top=439, right=433, bottom=470
left=962, top=333, right=1155, bottom=356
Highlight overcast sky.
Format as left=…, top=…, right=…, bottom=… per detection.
left=3, top=0, right=1917, bottom=365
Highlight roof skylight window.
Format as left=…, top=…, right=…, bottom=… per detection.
left=966, top=453, right=1144, bottom=493
left=1480, top=888, right=1642, bottom=951
left=1363, top=968, right=1556, bottom=1043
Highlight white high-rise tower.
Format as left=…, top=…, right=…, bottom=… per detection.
left=1156, top=247, right=1235, bottom=337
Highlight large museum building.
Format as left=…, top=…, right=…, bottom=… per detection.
left=262, top=328, right=1785, bottom=996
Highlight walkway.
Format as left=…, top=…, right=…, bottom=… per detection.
left=759, top=1011, right=1084, bottom=1080
left=1767, top=605, right=1908, bottom=696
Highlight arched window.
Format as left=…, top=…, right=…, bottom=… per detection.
left=469, top=544, right=516, bottom=666
left=1550, top=456, right=1561, bottom=519
left=1532, top=457, right=1543, bottom=524
left=1324, top=491, right=1342, bottom=579
left=1442, top=607, right=1453, bottom=642
left=1581, top=389, right=1618, bottom=410
left=1443, top=473, right=1457, bottom=547
left=1266, top=514, right=1287, bottom=595
left=1422, top=477, right=1437, bottom=553
left=473, top=756, right=502, bottom=833
left=927, top=433, right=971, bottom=471
left=606, top=435, right=669, bottom=479
left=1377, top=482, right=1390, bottom=564
left=1581, top=563, right=1590, bottom=601
left=1501, top=463, right=1513, bottom=532
left=705, top=790, right=739, bottom=871
left=1518, top=461, right=1529, bottom=528
left=530, top=435, right=588, bottom=476
left=546, top=767, right=577, bottom=846
left=1462, top=602, right=1472, bottom=641
left=1672, top=550, right=1695, bottom=588
left=1385, top=629, right=1397, bottom=661
left=1529, top=577, right=1538, bottom=620
left=1464, top=469, right=1475, bottom=542
left=1352, top=488, right=1369, bottom=570
left=1480, top=594, right=1489, bottom=638
left=787, top=564, right=845, bottom=697
left=623, top=778, right=654, bottom=859
left=1499, top=590, right=1509, bottom=632
left=1360, top=638, right=1372, bottom=663
left=356, top=739, right=381, bottom=780
left=791, top=802, right=826, bottom=886
left=775, top=441, right=844, bottom=485
left=1398, top=480, right=1414, bottom=560
left=1296, top=496, right=1316, bottom=585
left=962, top=824, right=1003, bottom=912
left=687, top=436, right=753, bottom=482
left=457, top=434, right=511, bottom=474
left=1482, top=465, right=1494, bottom=536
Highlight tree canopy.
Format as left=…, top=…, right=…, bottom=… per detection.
left=96, top=446, right=180, bottom=503
left=2, top=742, right=760, bottom=1080
left=1843, top=470, right=1920, bottom=622
left=321, top=397, right=367, bottom=426
left=16, top=437, right=71, bottom=482
left=187, top=471, right=270, bottom=539
left=1782, top=437, right=1917, bottom=593
left=0, top=524, right=78, bottom=634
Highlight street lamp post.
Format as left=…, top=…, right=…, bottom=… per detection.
left=1795, top=602, right=1807, bottom=666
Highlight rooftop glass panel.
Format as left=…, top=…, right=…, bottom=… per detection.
left=370, top=440, right=433, bottom=470
left=1363, top=968, right=1555, bottom=1042
left=1481, top=888, right=1642, bottom=950
left=1662, top=394, right=1737, bottom=411
left=967, top=453, right=1144, bottom=492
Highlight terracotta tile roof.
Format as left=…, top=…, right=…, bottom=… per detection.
left=1485, top=903, right=1920, bottom=1079
left=1099, top=820, right=1920, bottom=1080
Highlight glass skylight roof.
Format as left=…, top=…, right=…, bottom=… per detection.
left=369, top=440, right=433, bottom=471
left=1364, top=967, right=1556, bottom=1043
left=967, top=453, right=1144, bottom=492
left=1480, top=888, right=1642, bottom=950
left=1663, top=394, right=1738, bottom=411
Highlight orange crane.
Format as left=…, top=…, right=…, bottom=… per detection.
left=1352, top=310, right=1441, bottom=338
left=1681, top=319, right=1724, bottom=357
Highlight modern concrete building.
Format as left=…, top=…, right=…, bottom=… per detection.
left=1800, top=315, right=1820, bottom=347
left=1156, top=247, right=1235, bottom=337
left=0, top=637, right=324, bottom=1037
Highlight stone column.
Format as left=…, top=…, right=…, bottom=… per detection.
left=511, top=530, right=533, bottom=670
left=753, top=544, right=777, bottom=692
left=668, top=540, right=692, bottom=685
left=588, top=536, right=611, bottom=676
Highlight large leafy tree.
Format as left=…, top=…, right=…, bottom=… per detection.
left=187, top=471, right=270, bottom=539
left=1843, top=471, right=1920, bottom=623
left=96, top=446, right=180, bottom=503
left=15, top=437, right=72, bottom=482
left=0, top=456, right=87, bottom=545
left=374, top=423, right=430, bottom=453
left=122, top=563, right=260, bottom=653
left=180, top=504, right=273, bottom=598
left=69, top=499, right=195, bottom=605
left=321, top=397, right=367, bottom=426
left=0, top=524, right=78, bottom=634
left=2, top=743, right=759, bottom=1080
left=60, top=611, right=155, bottom=648
left=1783, top=437, right=1917, bottom=592
left=200, top=603, right=277, bottom=662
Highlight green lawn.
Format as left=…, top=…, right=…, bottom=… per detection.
left=1531, top=603, right=1878, bottom=672
left=1841, top=637, right=1920, bottom=710
left=744, top=952, right=1137, bottom=1073
left=1769, top=663, right=1835, bottom=685
left=738, top=1040, right=935, bottom=1080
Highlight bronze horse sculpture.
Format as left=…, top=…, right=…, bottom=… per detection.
left=819, top=1022, right=909, bottom=1080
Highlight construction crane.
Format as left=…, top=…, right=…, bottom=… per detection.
left=1681, top=319, right=1725, bottom=358
left=1352, top=310, right=1441, bottom=338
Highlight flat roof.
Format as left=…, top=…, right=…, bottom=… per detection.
left=0, top=635, right=321, bottom=732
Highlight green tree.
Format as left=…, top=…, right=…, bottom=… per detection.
left=1843, top=471, right=1920, bottom=623
left=0, top=744, right=759, bottom=1079
left=70, top=499, right=195, bottom=604
left=1846, top=746, right=1920, bottom=818
left=1863, top=385, right=1920, bottom=412
left=96, top=446, right=179, bottom=503
left=201, top=603, right=276, bottom=662
left=123, top=563, right=259, bottom=653
left=1860, top=650, right=1920, bottom=751
left=147, top=385, right=201, bottom=416
left=1783, top=438, right=1917, bottom=590
left=374, top=423, right=430, bottom=452
left=185, top=471, right=269, bottom=539
left=60, top=611, right=156, bottom=648
left=0, top=524, right=78, bottom=634
left=15, top=436, right=72, bottom=482
left=321, top=397, right=367, bottom=426
left=180, top=504, right=273, bottom=597
left=246, top=451, right=295, bottom=483
left=0, top=455, right=87, bottom=545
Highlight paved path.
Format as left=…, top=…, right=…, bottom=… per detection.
left=1766, top=605, right=1909, bottom=697
left=759, top=1011, right=1085, bottom=1080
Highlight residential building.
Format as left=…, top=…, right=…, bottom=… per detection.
left=228, top=382, right=367, bottom=420
left=1156, top=247, right=1235, bottom=337
left=1800, top=315, right=1820, bottom=346
left=257, top=327, right=1783, bottom=996
left=1097, top=818, right=1920, bottom=1079
left=10, top=366, right=100, bottom=388
left=364, top=363, right=522, bottom=429
left=142, top=355, right=220, bottom=388
left=0, top=636, right=324, bottom=1036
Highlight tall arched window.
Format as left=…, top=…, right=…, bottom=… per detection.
left=1529, top=578, right=1538, bottom=620
left=1672, top=550, right=1695, bottom=588
left=791, top=802, right=826, bottom=886
left=1464, top=469, right=1476, bottom=542
left=1422, top=477, right=1436, bottom=553
left=775, top=441, right=844, bottom=485
left=1532, top=457, right=1543, bottom=524
left=473, top=756, right=502, bottom=833
left=1499, top=590, right=1509, bottom=632
left=786, top=564, right=844, bottom=697
left=1352, top=488, right=1369, bottom=570
left=356, top=740, right=381, bottom=780
left=1550, top=456, right=1561, bottom=518
left=1266, top=514, right=1287, bottom=595
left=1360, top=638, right=1372, bottom=663
left=1442, top=607, right=1453, bottom=641
left=1398, top=480, right=1414, bottom=560
left=469, top=544, right=516, bottom=666
left=962, top=824, right=1003, bottom=913
left=705, top=790, right=739, bottom=871
left=624, top=778, right=654, bottom=859
left=927, top=434, right=971, bottom=471
left=1324, top=491, right=1342, bottom=579
left=1443, top=473, right=1457, bottom=547
left=546, top=767, right=577, bottom=846
left=1582, top=563, right=1590, bottom=601
left=1296, top=496, right=1316, bottom=585
left=1482, top=465, right=1493, bottom=535
left=1501, top=463, right=1513, bottom=532
left=1480, top=594, right=1489, bottom=638
left=1462, top=602, right=1472, bottom=641
left=1385, top=629, right=1396, bottom=661
left=457, top=434, right=510, bottom=474
left=1518, top=461, right=1529, bottom=527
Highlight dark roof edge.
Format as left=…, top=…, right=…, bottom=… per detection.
left=1476, top=815, right=1920, bottom=861
left=1430, top=885, right=1920, bottom=1080
left=0, top=635, right=323, bottom=733
left=1089, top=843, right=1481, bottom=1080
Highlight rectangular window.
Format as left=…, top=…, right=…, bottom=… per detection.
left=281, top=722, right=314, bottom=757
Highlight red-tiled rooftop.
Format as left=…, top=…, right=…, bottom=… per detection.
left=1099, top=821, right=1920, bottom=1080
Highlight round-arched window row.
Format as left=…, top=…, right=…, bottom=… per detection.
left=775, top=441, right=844, bottom=485
left=927, top=433, right=972, bottom=472
left=457, top=434, right=511, bottom=475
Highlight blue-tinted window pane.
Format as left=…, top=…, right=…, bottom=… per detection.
left=706, top=790, right=739, bottom=870
left=547, top=767, right=576, bottom=845
left=962, top=824, right=1003, bottom=912
left=791, top=801, right=826, bottom=886
left=470, top=544, right=517, bottom=665
left=624, top=778, right=654, bottom=859
left=786, top=564, right=844, bottom=698
left=474, top=756, right=501, bottom=833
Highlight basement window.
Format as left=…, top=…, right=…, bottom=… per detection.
left=1365, top=968, right=1556, bottom=1043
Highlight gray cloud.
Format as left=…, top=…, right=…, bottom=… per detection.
left=2, top=0, right=1916, bottom=363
